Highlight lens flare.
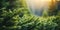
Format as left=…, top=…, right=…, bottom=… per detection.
left=26, top=0, right=51, bottom=9
left=26, top=0, right=55, bottom=16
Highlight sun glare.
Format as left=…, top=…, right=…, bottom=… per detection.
left=32, top=0, right=51, bottom=9
left=41, top=0, right=51, bottom=1
left=26, top=0, right=55, bottom=9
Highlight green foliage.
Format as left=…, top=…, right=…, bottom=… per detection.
left=0, top=0, right=60, bottom=30
left=0, top=0, right=22, bottom=30
left=57, top=11, right=60, bottom=16
left=42, top=10, right=48, bottom=17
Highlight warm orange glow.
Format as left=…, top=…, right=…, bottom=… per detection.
left=26, top=0, right=56, bottom=9
left=48, top=0, right=56, bottom=12
left=32, top=0, right=52, bottom=9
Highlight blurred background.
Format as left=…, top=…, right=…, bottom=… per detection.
left=0, top=0, right=60, bottom=30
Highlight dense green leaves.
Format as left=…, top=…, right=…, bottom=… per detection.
left=0, top=0, right=60, bottom=30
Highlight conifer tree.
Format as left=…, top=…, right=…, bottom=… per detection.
left=48, top=0, right=57, bottom=16
left=0, top=0, right=22, bottom=30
